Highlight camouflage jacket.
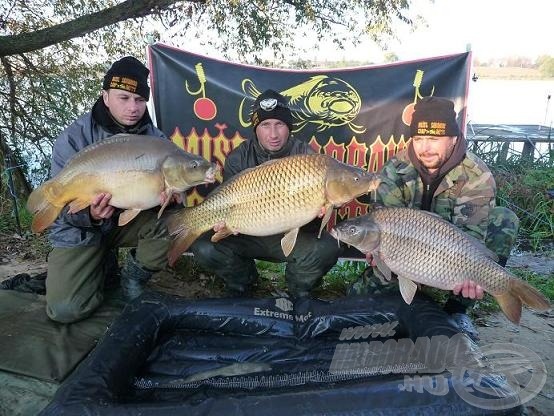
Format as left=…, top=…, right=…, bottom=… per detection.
left=375, top=149, right=496, bottom=241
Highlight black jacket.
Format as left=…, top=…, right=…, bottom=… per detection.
left=223, top=136, right=314, bottom=181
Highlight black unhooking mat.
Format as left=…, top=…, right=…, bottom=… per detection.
left=40, top=292, right=523, bottom=415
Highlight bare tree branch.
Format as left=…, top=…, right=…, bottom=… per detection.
left=0, top=0, right=205, bottom=57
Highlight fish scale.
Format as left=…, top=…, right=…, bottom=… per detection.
left=330, top=207, right=550, bottom=324
left=373, top=208, right=510, bottom=293
left=27, top=134, right=216, bottom=233
left=183, top=156, right=326, bottom=235
left=167, top=154, right=381, bottom=265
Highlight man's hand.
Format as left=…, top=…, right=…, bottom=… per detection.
left=213, top=221, right=239, bottom=235
left=318, top=206, right=326, bottom=218
left=452, top=280, right=484, bottom=300
left=365, top=252, right=377, bottom=267
left=90, top=193, right=115, bottom=221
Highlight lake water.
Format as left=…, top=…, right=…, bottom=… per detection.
left=466, top=79, right=554, bottom=126
left=465, top=79, right=554, bottom=160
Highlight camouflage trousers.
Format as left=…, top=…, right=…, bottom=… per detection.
left=348, top=206, right=520, bottom=300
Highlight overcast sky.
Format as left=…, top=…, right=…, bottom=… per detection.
left=332, top=0, right=554, bottom=62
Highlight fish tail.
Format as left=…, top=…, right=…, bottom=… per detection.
left=165, top=209, right=202, bottom=267
left=168, top=230, right=202, bottom=267
left=494, top=278, right=551, bottom=324
left=26, top=181, right=64, bottom=233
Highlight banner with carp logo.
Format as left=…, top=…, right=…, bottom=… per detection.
left=147, top=43, right=471, bottom=239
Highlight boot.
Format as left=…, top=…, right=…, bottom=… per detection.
left=120, top=249, right=153, bottom=300
left=103, top=249, right=121, bottom=290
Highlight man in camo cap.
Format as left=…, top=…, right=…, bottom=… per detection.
left=351, top=96, right=519, bottom=339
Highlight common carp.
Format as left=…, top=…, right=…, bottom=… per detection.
left=167, top=154, right=381, bottom=266
left=27, top=134, right=217, bottom=233
left=330, top=207, right=550, bottom=324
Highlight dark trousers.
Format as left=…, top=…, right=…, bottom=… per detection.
left=46, top=209, right=169, bottom=323
left=190, top=229, right=342, bottom=297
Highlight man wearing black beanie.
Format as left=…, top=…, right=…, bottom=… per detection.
left=190, top=89, right=341, bottom=298
left=349, top=96, right=519, bottom=341
left=44, top=56, right=171, bottom=323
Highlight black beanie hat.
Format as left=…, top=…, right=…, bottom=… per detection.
left=251, top=89, right=294, bottom=131
left=410, top=96, right=460, bottom=137
left=102, top=56, right=150, bottom=100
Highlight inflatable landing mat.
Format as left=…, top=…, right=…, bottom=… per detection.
left=40, top=292, right=523, bottom=415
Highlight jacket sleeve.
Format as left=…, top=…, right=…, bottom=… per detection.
left=222, top=147, right=245, bottom=182
left=451, top=169, right=496, bottom=241
left=374, top=160, right=410, bottom=208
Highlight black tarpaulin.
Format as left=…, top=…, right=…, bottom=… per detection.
left=40, top=292, right=523, bottom=416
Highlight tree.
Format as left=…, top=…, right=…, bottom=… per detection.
left=0, top=0, right=416, bottom=199
left=538, top=56, right=554, bottom=78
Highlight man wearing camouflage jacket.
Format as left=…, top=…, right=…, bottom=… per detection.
left=351, top=96, right=518, bottom=337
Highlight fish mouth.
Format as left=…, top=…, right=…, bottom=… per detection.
left=204, top=164, right=220, bottom=183
left=329, top=228, right=341, bottom=247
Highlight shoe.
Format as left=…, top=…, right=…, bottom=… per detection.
left=0, top=272, right=46, bottom=295
left=120, top=249, right=153, bottom=300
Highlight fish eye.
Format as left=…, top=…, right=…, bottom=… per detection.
left=353, top=177, right=359, bottom=182
left=191, top=161, right=199, bottom=169
left=349, top=226, right=357, bottom=235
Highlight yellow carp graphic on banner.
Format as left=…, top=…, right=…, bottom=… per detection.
left=239, top=76, right=365, bottom=133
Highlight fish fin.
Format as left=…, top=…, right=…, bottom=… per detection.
left=67, top=198, right=90, bottom=214
left=30, top=203, right=63, bottom=233
left=168, top=229, right=202, bottom=267
left=27, top=181, right=65, bottom=233
left=374, top=256, right=392, bottom=281
left=118, top=209, right=141, bottom=226
left=165, top=209, right=203, bottom=267
left=211, top=226, right=234, bottom=243
left=165, top=210, right=185, bottom=236
left=495, top=278, right=551, bottom=324
left=318, top=204, right=333, bottom=238
left=281, top=228, right=299, bottom=257
left=157, top=189, right=173, bottom=218
left=398, top=276, right=418, bottom=305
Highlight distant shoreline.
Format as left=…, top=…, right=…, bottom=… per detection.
left=472, top=66, right=554, bottom=80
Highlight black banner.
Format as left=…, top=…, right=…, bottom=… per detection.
left=148, top=43, right=470, bottom=229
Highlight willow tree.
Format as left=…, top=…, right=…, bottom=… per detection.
left=0, top=0, right=415, bottom=198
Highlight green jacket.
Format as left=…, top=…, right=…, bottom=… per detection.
left=375, top=149, right=496, bottom=240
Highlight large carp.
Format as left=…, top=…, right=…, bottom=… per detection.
left=167, top=154, right=381, bottom=266
left=27, top=134, right=217, bottom=233
left=330, top=207, right=550, bottom=324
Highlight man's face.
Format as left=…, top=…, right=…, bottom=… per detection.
left=102, top=89, right=147, bottom=126
left=411, top=135, right=457, bottom=172
left=255, top=118, right=290, bottom=152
